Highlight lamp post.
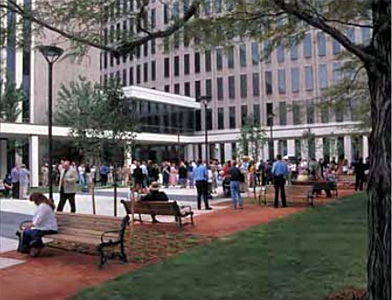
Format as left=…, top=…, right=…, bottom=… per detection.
left=38, top=45, right=64, bottom=201
left=268, top=113, right=275, bottom=161
left=196, top=96, right=211, bottom=164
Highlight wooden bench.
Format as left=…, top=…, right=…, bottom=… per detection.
left=121, top=200, right=194, bottom=228
left=337, top=174, right=356, bottom=190
left=17, top=213, right=130, bottom=268
left=286, top=184, right=315, bottom=206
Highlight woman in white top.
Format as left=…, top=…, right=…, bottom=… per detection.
left=18, top=193, right=58, bottom=256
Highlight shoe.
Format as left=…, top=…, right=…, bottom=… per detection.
left=274, top=205, right=279, bottom=208
left=205, top=207, right=213, bottom=210
left=282, top=205, right=288, bottom=208
left=29, top=247, right=41, bottom=257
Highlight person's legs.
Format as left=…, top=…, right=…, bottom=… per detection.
left=202, top=181, right=210, bottom=209
left=235, top=181, right=243, bottom=208
left=355, top=175, right=360, bottom=191
left=273, top=177, right=279, bottom=208
left=280, top=177, right=287, bottom=207
left=57, top=192, right=67, bottom=212
left=196, top=181, right=202, bottom=209
left=359, top=175, right=364, bottom=191
left=230, top=181, right=237, bottom=209
left=12, top=182, right=19, bottom=199
left=68, top=193, right=76, bottom=213
left=21, top=229, right=41, bottom=253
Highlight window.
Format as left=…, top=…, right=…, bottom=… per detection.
left=184, top=82, right=191, bottom=96
left=217, top=77, right=224, bottom=100
left=164, top=85, right=170, bottom=92
left=240, top=75, right=247, bottom=98
left=317, top=32, right=326, bottom=56
left=196, top=110, right=201, bottom=131
left=303, top=33, right=312, bottom=58
left=195, top=80, right=201, bottom=99
left=172, top=1, right=179, bottom=18
left=333, top=62, right=341, bottom=83
left=239, top=44, right=246, bottom=67
left=241, top=105, right=248, bottom=124
left=278, top=140, right=288, bottom=156
left=183, top=0, right=189, bottom=13
left=143, top=62, right=148, bottom=82
left=276, top=40, right=285, bottom=62
left=103, top=52, right=108, bottom=69
left=253, top=104, right=260, bottom=125
left=151, top=9, right=156, bottom=28
left=204, top=0, right=211, bottom=15
left=319, top=64, right=328, bottom=89
left=110, top=53, right=114, bottom=67
left=251, top=42, right=259, bottom=65
left=216, top=48, right=223, bottom=70
left=332, top=39, right=341, bottom=54
left=218, top=108, right=224, bottom=129
left=307, top=101, right=314, bottom=124
left=362, top=27, right=371, bottom=45
left=136, top=65, right=141, bottom=83
left=194, top=52, right=200, bottom=73
left=347, top=27, right=355, bottom=43
left=291, top=67, right=299, bottom=93
left=266, top=103, right=273, bottom=126
left=308, top=138, right=316, bottom=159
left=264, top=41, right=272, bottom=63
left=205, top=50, right=211, bottom=72
left=290, top=41, right=298, bottom=60
left=164, top=57, right=170, bottom=78
left=150, top=61, right=156, bottom=81
left=228, top=76, right=235, bottom=99
left=184, top=54, right=190, bottom=75
left=321, top=103, right=329, bottom=123
left=229, top=107, right=236, bottom=129
left=265, top=71, right=273, bottom=95
left=205, top=79, right=212, bottom=98
left=215, top=0, right=222, bottom=13
left=164, top=4, right=169, bottom=24
left=293, top=102, right=301, bottom=125
left=305, top=66, right=314, bottom=91
left=226, top=0, right=234, bottom=11
left=227, top=47, right=234, bottom=68
left=174, top=56, right=180, bottom=76
left=122, top=69, right=127, bottom=86
left=174, top=83, right=180, bottom=94
left=278, top=69, right=286, bottom=94
left=279, top=102, right=287, bottom=125
left=252, top=73, right=260, bottom=97
left=127, top=68, right=133, bottom=86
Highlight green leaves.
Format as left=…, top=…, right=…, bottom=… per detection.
left=0, top=77, right=26, bottom=122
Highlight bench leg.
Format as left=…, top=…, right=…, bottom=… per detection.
left=177, top=217, right=183, bottom=228
left=119, top=240, right=127, bottom=263
left=190, top=213, right=194, bottom=226
left=98, top=246, right=107, bottom=269
left=139, top=214, right=143, bottom=223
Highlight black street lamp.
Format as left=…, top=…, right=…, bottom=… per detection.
left=196, top=95, right=211, bottom=164
left=267, top=113, right=275, bottom=161
left=38, top=45, right=64, bottom=201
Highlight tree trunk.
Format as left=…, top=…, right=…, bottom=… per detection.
left=366, top=2, right=391, bottom=298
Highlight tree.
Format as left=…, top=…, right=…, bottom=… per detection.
left=0, top=77, right=26, bottom=122
left=2, top=0, right=390, bottom=298
left=239, top=117, right=267, bottom=161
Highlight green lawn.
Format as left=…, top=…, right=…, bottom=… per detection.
left=70, top=193, right=367, bottom=300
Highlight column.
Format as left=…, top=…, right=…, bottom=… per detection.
left=287, top=139, right=295, bottom=156
left=301, top=139, right=308, bottom=159
left=274, top=140, right=279, bottom=157
left=214, top=144, right=221, bottom=162
left=0, top=139, right=7, bottom=179
left=262, top=144, right=269, bottom=161
left=224, top=143, right=232, bottom=162
left=329, top=137, right=337, bottom=160
left=315, top=138, right=324, bottom=160
left=362, top=136, right=369, bottom=158
left=185, top=144, right=194, bottom=162
left=201, top=144, right=206, bottom=161
left=29, top=135, right=39, bottom=188
left=344, top=135, right=352, bottom=162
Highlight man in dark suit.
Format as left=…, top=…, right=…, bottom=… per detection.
left=140, top=181, right=168, bottom=223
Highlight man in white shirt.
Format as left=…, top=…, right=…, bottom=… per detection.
left=57, top=161, right=78, bottom=213
left=78, top=164, right=85, bottom=187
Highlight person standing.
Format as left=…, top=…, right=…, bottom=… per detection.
left=355, top=157, right=365, bottom=191
left=194, top=160, right=211, bottom=210
left=57, top=160, right=78, bottom=213
left=133, top=161, right=145, bottom=193
left=162, top=162, right=170, bottom=188
left=11, top=164, right=20, bottom=199
left=170, top=163, right=178, bottom=187
left=41, top=164, right=49, bottom=187
left=178, top=162, right=188, bottom=188
left=19, top=164, right=30, bottom=200
left=100, top=164, right=108, bottom=186
left=229, top=161, right=243, bottom=209
left=78, top=164, right=86, bottom=187
left=271, top=154, right=288, bottom=208
left=186, top=161, right=194, bottom=188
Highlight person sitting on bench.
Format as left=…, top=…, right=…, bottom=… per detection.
left=140, top=181, right=169, bottom=223
left=17, top=193, right=58, bottom=256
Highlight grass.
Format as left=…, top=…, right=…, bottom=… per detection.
left=70, top=193, right=367, bottom=300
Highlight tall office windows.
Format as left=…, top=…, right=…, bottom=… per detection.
left=136, top=65, right=141, bottom=83
left=239, top=44, right=246, bottom=67
left=266, top=103, right=273, bottom=126
left=253, top=104, right=260, bottom=125
left=332, top=39, right=341, bottom=54
left=278, top=140, right=288, bottom=156
left=184, top=82, right=190, bottom=96
left=196, top=110, right=201, bottom=131
left=122, top=69, right=127, bottom=86
left=319, top=64, right=328, bottom=89
left=174, top=56, right=179, bottom=76
left=205, top=79, right=212, bottom=98
left=321, top=103, right=329, bottom=123
left=183, top=0, right=189, bottom=13
left=164, top=57, right=170, bottom=78
left=164, top=85, right=170, bottom=92
left=241, top=105, right=248, bottom=124
left=227, top=47, right=234, bottom=68
left=251, top=42, right=259, bottom=65
left=291, top=67, right=299, bottom=92
left=194, top=52, right=200, bottom=73
left=151, top=39, right=156, bottom=54
left=229, top=107, right=236, bottom=129
left=278, top=69, right=286, bottom=94
left=151, top=61, right=156, bottom=81
left=347, top=27, right=355, bottom=43
left=265, top=71, right=273, bottom=95
left=217, top=77, right=224, bottom=100
left=164, top=4, right=169, bottom=24
left=290, top=41, right=298, bottom=60
left=276, top=40, right=285, bottom=62
left=129, top=67, right=133, bottom=85
left=264, top=41, right=272, bottom=63
left=240, top=74, right=247, bottom=98
left=317, top=32, right=326, bottom=56
left=293, top=102, right=301, bottom=125
left=195, top=80, right=201, bottom=99
left=333, top=62, right=341, bottom=83
left=362, top=27, right=371, bottom=45
left=228, top=76, right=235, bottom=99
left=151, top=8, right=156, bottom=28
left=205, top=50, right=211, bottom=72
left=323, top=138, right=330, bottom=161
left=305, top=66, right=314, bottom=91
left=306, top=101, right=314, bottom=124
left=252, top=73, right=260, bottom=97
left=174, top=83, right=180, bottom=94
left=218, top=108, right=224, bottom=129
left=279, top=101, right=287, bottom=125
left=184, top=54, right=190, bottom=75
left=143, top=62, right=148, bottom=82
left=303, top=33, right=312, bottom=58
left=215, top=0, right=222, bottom=13
left=216, top=48, right=223, bottom=70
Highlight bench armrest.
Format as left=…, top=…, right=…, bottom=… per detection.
left=101, top=230, right=121, bottom=244
left=19, top=220, right=32, bottom=230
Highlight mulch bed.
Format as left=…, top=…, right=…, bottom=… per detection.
left=325, top=288, right=367, bottom=300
